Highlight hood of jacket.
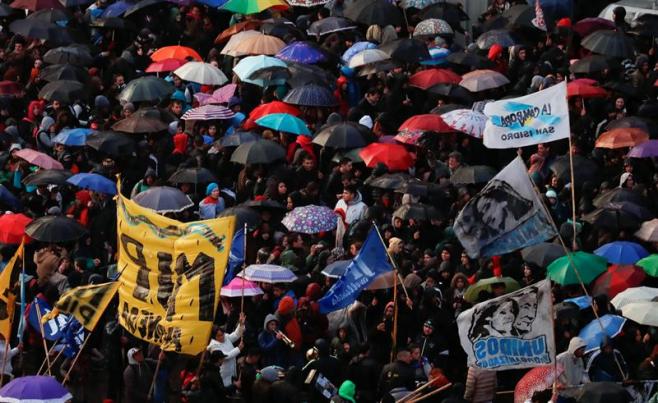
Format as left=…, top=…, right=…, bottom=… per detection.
left=263, top=313, right=279, bottom=330
left=567, top=337, right=587, bottom=355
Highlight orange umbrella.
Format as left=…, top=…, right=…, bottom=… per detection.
left=214, top=20, right=262, bottom=44
left=359, top=143, right=414, bottom=171
left=409, top=68, right=461, bottom=89
left=151, top=46, right=202, bottom=62
left=595, top=128, right=649, bottom=149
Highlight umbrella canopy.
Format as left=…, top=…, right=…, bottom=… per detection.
left=9, top=19, right=72, bottom=43
left=379, top=38, right=430, bottom=63
left=215, top=20, right=262, bottom=44
left=573, top=17, right=615, bottom=37
left=151, top=45, right=202, bottom=62
left=312, top=122, right=368, bottom=149
left=514, top=365, right=564, bottom=403
left=567, top=81, right=608, bottom=98
left=39, top=64, right=88, bottom=83
left=181, top=105, right=235, bottom=121
left=233, top=55, right=287, bottom=86
left=359, top=143, right=413, bottom=171
left=220, top=30, right=261, bottom=56
left=450, top=165, right=497, bottom=185
left=52, top=128, right=93, bottom=146
left=43, top=45, right=93, bottom=66
left=0, top=81, right=22, bottom=96
left=635, top=219, right=658, bottom=242
left=460, top=69, right=510, bottom=92
left=168, top=167, right=217, bottom=184
left=0, top=375, right=72, bottom=403
left=238, top=264, right=297, bottom=283
left=222, top=32, right=286, bottom=57
left=220, top=278, right=262, bottom=297
left=399, top=114, right=451, bottom=133
left=440, top=109, right=486, bottom=138
left=25, top=216, right=87, bottom=243
left=244, top=101, right=301, bottom=129
left=592, top=265, right=646, bottom=299
left=393, top=203, right=441, bottom=221
left=221, top=0, right=287, bottom=14
left=409, top=68, right=461, bottom=89
left=570, top=55, right=609, bottom=74
left=10, top=0, right=62, bottom=11
left=583, top=204, right=645, bottom=230
left=0, top=213, right=32, bottom=244
left=521, top=242, right=565, bottom=268
left=577, top=381, right=631, bottom=403
left=86, top=131, right=135, bottom=156
left=282, top=84, right=337, bottom=108
left=256, top=113, right=310, bottom=136
left=347, top=49, right=390, bottom=68
left=611, top=286, right=658, bottom=310
left=549, top=154, right=599, bottom=188
left=344, top=0, right=402, bottom=26
left=621, top=301, right=658, bottom=327
left=23, top=169, right=72, bottom=186
left=364, top=173, right=413, bottom=190
left=463, top=276, right=520, bottom=303
left=282, top=205, right=337, bottom=234
left=38, top=80, right=85, bottom=103
left=595, top=128, right=648, bottom=149
left=427, top=84, right=474, bottom=104
left=67, top=173, right=117, bottom=195
left=219, top=131, right=259, bottom=147
left=321, top=260, right=350, bottom=279
left=15, top=149, right=63, bottom=170
left=578, top=314, right=626, bottom=353
left=117, top=76, right=174, bottom=103
left=637, top=255, right=658, bottom=277
left=308, top=16, right=355, bottom=36
left=547, top=252, right=607, bottom=285
left=446, top=51, right=494, bottom=69
left=594, top=241, right=649, bottom=265
left=581, top=30, right=635, bottom=59
left=276, top=41, right=327, bottom=64
left=133, top=186, right=194, bottom=213
left=218, top=207, right=261, bottom=230
left=342, top=41, right=377, bottom=62
left=112, top=116, right=168, bottom=134
left=628, top=139, right=658, bottom=158
left=230, top=139, right=286, bottom=165
left=413, top=18, right=454, bottom=38
left=476, top=29, right=517, bottom=49
left=123, top=0, right=168, bottom=17
left=173, top=62, right=228, bottom=86
left=593, top=188, right=646, bottom=208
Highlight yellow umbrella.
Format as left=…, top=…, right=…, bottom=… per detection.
left=223, top=32, right=286, bottom=57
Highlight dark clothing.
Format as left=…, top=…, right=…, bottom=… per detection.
left=122, top=363, right=154, bottom=403
left=378, top=360, right=415, bottom=395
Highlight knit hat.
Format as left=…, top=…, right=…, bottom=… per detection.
left=206, top=182, right=219, bottom=196
left=305, top=283, right=322, bottom=300
left=278, top=296, right=296, bottom=315
left=545, top=190, right=557, bottom=199
left=95, top=95, right=110, bottom=109
left=260, top=366, right=283, bottom=382
left=358, top=115, right=373, bottom=129
left=338, top=380, right=356, bottom=403
left=488, top=43, right=504, bottom=61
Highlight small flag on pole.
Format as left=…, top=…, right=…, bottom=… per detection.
left=532, top=0, right=547, bottom=31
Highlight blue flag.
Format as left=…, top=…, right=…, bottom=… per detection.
left=27, top=297, right=68, bottom=341
left=224, top=228, right=245, bottom=286
left=319, top=228, right=392, bottom=314
left=62, top=318, right=85, bottom=358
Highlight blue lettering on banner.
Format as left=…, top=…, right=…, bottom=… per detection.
left=473, top=336, right=549, bottom=369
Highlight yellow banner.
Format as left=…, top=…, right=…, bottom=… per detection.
left=49, top=282, right=119, bottom=331
left=0, top=243, right=23, bottom=341
left=116, top=192, right=234, bottom=355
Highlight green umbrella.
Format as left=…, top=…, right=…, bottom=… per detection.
left=547, top=252, right=607, bottom=285
left=637, top=254, right=658, bottom=277
left=463, top=276, right=520, bottom=303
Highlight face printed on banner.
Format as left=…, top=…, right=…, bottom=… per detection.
left=513, top=288, right=539, bottom=336
left=490, top=300, right=516, bottom=336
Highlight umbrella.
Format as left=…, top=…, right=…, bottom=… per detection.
left=594, top=241, right=649, bottom=265
left=581, top=30, right=635, bottom=59
left=628, top=139, right=658, bottom=158
left=282, top=85, right=337, bottom=108
left=459, top=69, right=510, bottom=92
left=0, top=375, right=72, bottom=403
left=547, top=252, right=607, bottom=285
left=112, top=117, right=168, bottom=134
left=123, top=0, right=168, bottom=16
left=238, top=264, right=297, bottom=283
left=151, top=45, right=202, bottom=62
left=578, top=314, right=627, bottom=353
left=15, top=149, right=63, bottom=170
left=181, top=105, right=235, bottom=121
left=38, top=80, right=85, bottom=103
left=25, top=216, right=87, bottom=242
left=88, top=17, right=135, bottom=30
left=9, top=19, right=71, bottom=43
left=450, top=165, right=497, bottom=185
left=101, top=0, right=132, bottom=17
left=573, top=17, right=615, bottom=37
left=222, top=32, right=286, bottom=57
left=476, top=29, right=518, bottom=49
left=342, top=42, right=377, bottom=62
left=282, top=205, right=337, bottom=234
left=413, top=18, right=454, bottom=38
left=409, top=69, right=461, bottom=89
left=308, top=16, right=355, bottom=36
left=567, top=81, right=608, bottom=98
left=621, top=301, right=658, bottom=327
left=569, top=55, right=609, bottom=74
left=357, top=60, right=399, bottom=76
left=168, top=167, right=217, bottom=184
left=117, top=76, right=174, bottom=103
left=520, top=242, right=565, bottom=268
left=43, top=45, right=93, bottom=66
left=577, top=381, right=631, bottom=403
left=244, top=101, right=301, bottom=129
left=0, top=185, right=19, bottom=211
left=0, top=213, right=32, bottom=244
left=10, top=0, right=62, bottom=10
left=52, top=128, right=93, bottom=146
left=0, top=3, right=16, bottom=16
left=608, top=116, right=654, bottom=136
left=312, top=123, right=368, bottom=149
left=39, top=64, right=88, bottom=83
left=286, top=62, right=336, bottom=87
left=440, top=109, right=486, bottom=138
left=359, top=143, right=414, bottom=171
left=67, top=173, right=117, bottom=195
left=256, top=113, right=310, bottom=136
left=321, top=260, right=350, bottom=279
left=463, top=276, right=520, bottom=303
left=241, top=199, right=286, bottom=212
left=420, top=2, right=469, bottom=29
left=233, top=55, right=287, bottom=86
left=514, top=365, right=564, bottom=403
left=214, top=20, right=262, bottom=44
left=393, top=203, right=442, bottom=221
left=427, top=84, right=474, bottom=104
left=212, top=84, right=238, bottom=104
left=592, top=264, right=646, bottom=299
left=583, top=204, right=646, bottom=230
left=220, top=278, right=262, bottom=297
left=133, top=186, right=194, bottom=213
left=364, top=173, right=413, bottom=190
left=635, top=219, right=658, bottom=242
left=610, top=286, right=658, bottom=310
left=344, top=0, right=403, bottom=26
left=86, top=131, right=135, bottom=156
left=565, top=296, right=593, bottom=310
left=276, top=41, right=327, bottom=64
left=593, top=188, right=645, bottom=208
left=399, top=114, right=451, bottom=133
left=219, top=131, right=259, bottom=147
left=221, top=0, right=287, bottom=14
left=637, top=255, right=658, bottom=277
left=22, top=169, right=71, bottom=186
left=220, top=30, right=261, bottom=56
left=379, top=39, right=430, bottom=63
left=446, top=51, right=494, bottom=69
left=421, top=47, right=451, bottom=66
left=549, top=155, right=599, bottom=188
left=173, top=62, right=228, bottom=86
left=230, top=139, right=286, bottom=165
left=218, top=207, right=261, bottom=230
left=347, top=49, right=390, bottom=68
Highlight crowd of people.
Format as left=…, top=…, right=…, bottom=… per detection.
left=0, top=0, right=657, bottom=402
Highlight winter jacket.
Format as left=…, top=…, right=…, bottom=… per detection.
left=464, top=366, right=497, bottom=403
left=199, top=196, right=225, bottom=219
left=258, top=314, right=285, bottom=367
left=207, top=323, right=244, bottom=387
left=556, top=337, right=590, bottom=398
left=122, top=350, right=154, bottom=403
left=334, top=192, right=367, bottom=225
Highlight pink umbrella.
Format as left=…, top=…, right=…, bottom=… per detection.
left=15, top=149, right=63, bottom=170
left=213, top=84, right=237, bottom=103
left=194, top=92, right=217, bottom=106
left=514, top=364, right=563, bottom=403
left=220, top=277, right=263, bottom=297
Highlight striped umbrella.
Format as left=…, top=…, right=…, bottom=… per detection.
left=222, top=0, right=288, bottom=14
left=182, top=105, right=235, bottom=121
left=238, top=264, right=297, bottom=283
left=276, top=41, right=327, bottom=64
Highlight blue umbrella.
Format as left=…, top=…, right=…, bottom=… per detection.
left=0, top=375, right=72, bottom=403
left=276, top=41, right=327, bottom=64
left=420, top=47, right=451, bottom=66
left=0, top=184, right=20, bottom=210
left=238, top=264, right=297, bottom=283
left=578, top=314, right=626, bottom=352
left=233, top=55, right=287, bottom=87
left=322, top=260, right=350, bottom=278
left=195, top=0, right=228, bottom=6
left=594, top=241, right=649, bottom=265
left=282, top=84, right=338, bottom=108
left=342, top=41, right=377, bottom=62
left=564, top=295, right=592, bottom=310
left=52, top=128, right=93, bottom=146
left=101, top=0, right=133, bottom=17
left=256, top=113, right=311, bottom=136
left=67, top=173, right=117, bottom=195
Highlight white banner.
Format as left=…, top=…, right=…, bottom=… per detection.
left=457, top=279, right=556, bottom=370
left=483, top=81, right=570, bottom=149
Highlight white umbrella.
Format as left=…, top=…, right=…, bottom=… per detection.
left=610, top=286, right=658, bottom=309
left=441, top=108, right=487, bottom=139
left=237, top=264, right=297, bottom=283
left=348, top=49, right=390, bottom=69
left=459, top=69, right=510, bottom=92
left=174, top=62, right=228, bottom=86
left=635, top=219, right=658, bottom=242
left=621, top=301, right=658, bottom=326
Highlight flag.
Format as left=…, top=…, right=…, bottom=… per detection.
left=27, top=296, right=68, bottom=341
left=61, top=318, right=85, bottom=358
left=42, top=282, right=119, bottom=331
left=483, top=81, right=570, bottom=149
left=457, top=279, right=556, bottom=370
left=0, top=243, right=23, bottom=340
left=319, top=228, right=392, bottom=313
left=224, top=227, right=245, bottom=286
left=453, top=157, right=557, bottom=258
left=531, top=0, right=547, bottom=31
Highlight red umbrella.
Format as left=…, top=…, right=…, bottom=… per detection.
left=244, top=101, right=301, bottom=129
left=10, top=0, right=63, bottom=10
left=514, top=365, right=563, bottom=403
left=151, top=46, right=202, bottom=62
left=592, top=264, right=646, bottom=298
left=145, top=58, right=187, bottom=73
left=409, top=68, right=461, bottom=89
left=399, top=114, right=452, bottom=133
left=0, top=81, right=22, bottom=96
left=567, top=81, right=608, bottom=98
left=571, top=78, right=598, bottom=86
left=359, top=143, right=413, bottom=171
left=573, top=17, right=615, bottom=38
left=0, top=213, right=32, bottom=244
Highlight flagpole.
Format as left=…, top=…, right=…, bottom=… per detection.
left=0, top=341, right=9, bottom=386
left=391, top=267, right=398, bottom=364
left=372, top=223, right=410, bottom=300
left=568, top=131, right=578, bottom=250
left=241, top=222, right=247, bottom=314
left=34, top=303, right=52, bottom=376
left=62, top=332, right=92, bottom=385
left=18, top=242, right=25, bottom=374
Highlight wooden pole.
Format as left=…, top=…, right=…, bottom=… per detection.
left=34, top=303, right=52, bottom=376
left=37, top=342, right=58, bottom=375
left=62, top=333, right=91, bottom=385
left=373, top=223, right=410, bottom=300
left=240, top=222, right=247, bottom=314
left=390, top=268, right=398, bottom=364
left=397, top=377, right=446, bottom=403
left=407, top=383, right=453, bottom=403
left=41, top=347, right=64, bottom=376
left=567, top=131, right=578, bottom=250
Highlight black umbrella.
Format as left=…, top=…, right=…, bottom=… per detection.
left=132, top=106, right=176, bottom=123
left=262, top=19, right=305, bottom=40
left=112, top=116, right=168, bottom=134
left=133, top=186, right=194, bottom=213
left=27, top=8, right=70, bottom=22
left=450, top=165, right=497, bottom=185
left=427, top=84, right=474, bottom=104
left=230, top=140, right=286, bottom=165
left=218, top=207, right=261, bottom=230
left=602, top=81, right=642, bottom=99
left=629, top=15, right=658, bottom=36
left=549, top=155, right=600, bottom=188
left=22, top=169, right=72, bottom=186
left=286, top=62, right=336, bottom=87
left=43, top=45, right=93, bottom=66
left=481, top=15, right=508, bottom=31
left=344, top=0, right=403, bottom=26
left=242, top=199, right=286, bottom=211
left=395, top=179, right=439, bottom=197
left=583, top=204, right=643, bottom=230
left=521, top=242, right=565, bottom=268
left=576, top=381, right=631, bottom=403
left=593, top=188, right=647, bottom=208
left=364, top=173, right=413, bottom=190
left=379, top=38, right=430, bottom=63
left=393, top=203, right=442, bottom=221
left=307, top=16, right=355, bottom=37
left=8, top=19, right=72, bottom=43
left=446, top=51, right=494, bottom=69
left=89, top=17, right=136, bottom=30
left=569, top=55, right=609, bottom=74
left=282, top=84, right=338, bottom=107
left=124, top=0, right=167, bottom=17
left=168, top=167, right=217, bottom=184
left=420, top=2, right=468, bottom=32
left=25, top=215, right=87, bottom=242
left=607, top=116, right=656, bottom=137
left=38, top=80, right=85, bottom=103
left=581, top=30, right=635, bottom=59
left=638, top=101, right=658, bottom=119
left=39, top=64, right=89, bottom=82
left=501, top=4, right=536, bottom=29
left=117, top=76, right=174, bottom=103
left=476, top=29, right=518, bottom=49
left=603, top=201, right=653, bottom=221
left=555, top=301, right=581, bottom=320
left=86, top=131, right=135, bottom=156
left=312, top=122, right=368, bottom=149
left=219, top=131, right=259, bottom=147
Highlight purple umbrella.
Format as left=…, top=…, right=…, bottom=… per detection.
left=282, top=205, right=337, bottom=234
left=0, top=375, right=72, bottom=403
left=101, top=0, right=133, bottom=17
left=628, top=139, right=658, bottom=158
left=276, top=41, right=327, bottom=64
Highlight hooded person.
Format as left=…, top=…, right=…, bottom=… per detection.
left=130, top=168, right=157, bottom=198
left=122, top=347, right=154, bottom=403
left=586, top=337, right=629, bottom=382
left=35, top=116, right=56, bottom=152
left=258, top=314, right=287, bottom=367
left=276, top=296, right=303, bottom=357
left=334, top=184, right=367, bottom=226
left=199, top=182, right=225, bottom=219
left=556, top=337, right=590, bottom=398
left=330, top=380, right=356, bottom=403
